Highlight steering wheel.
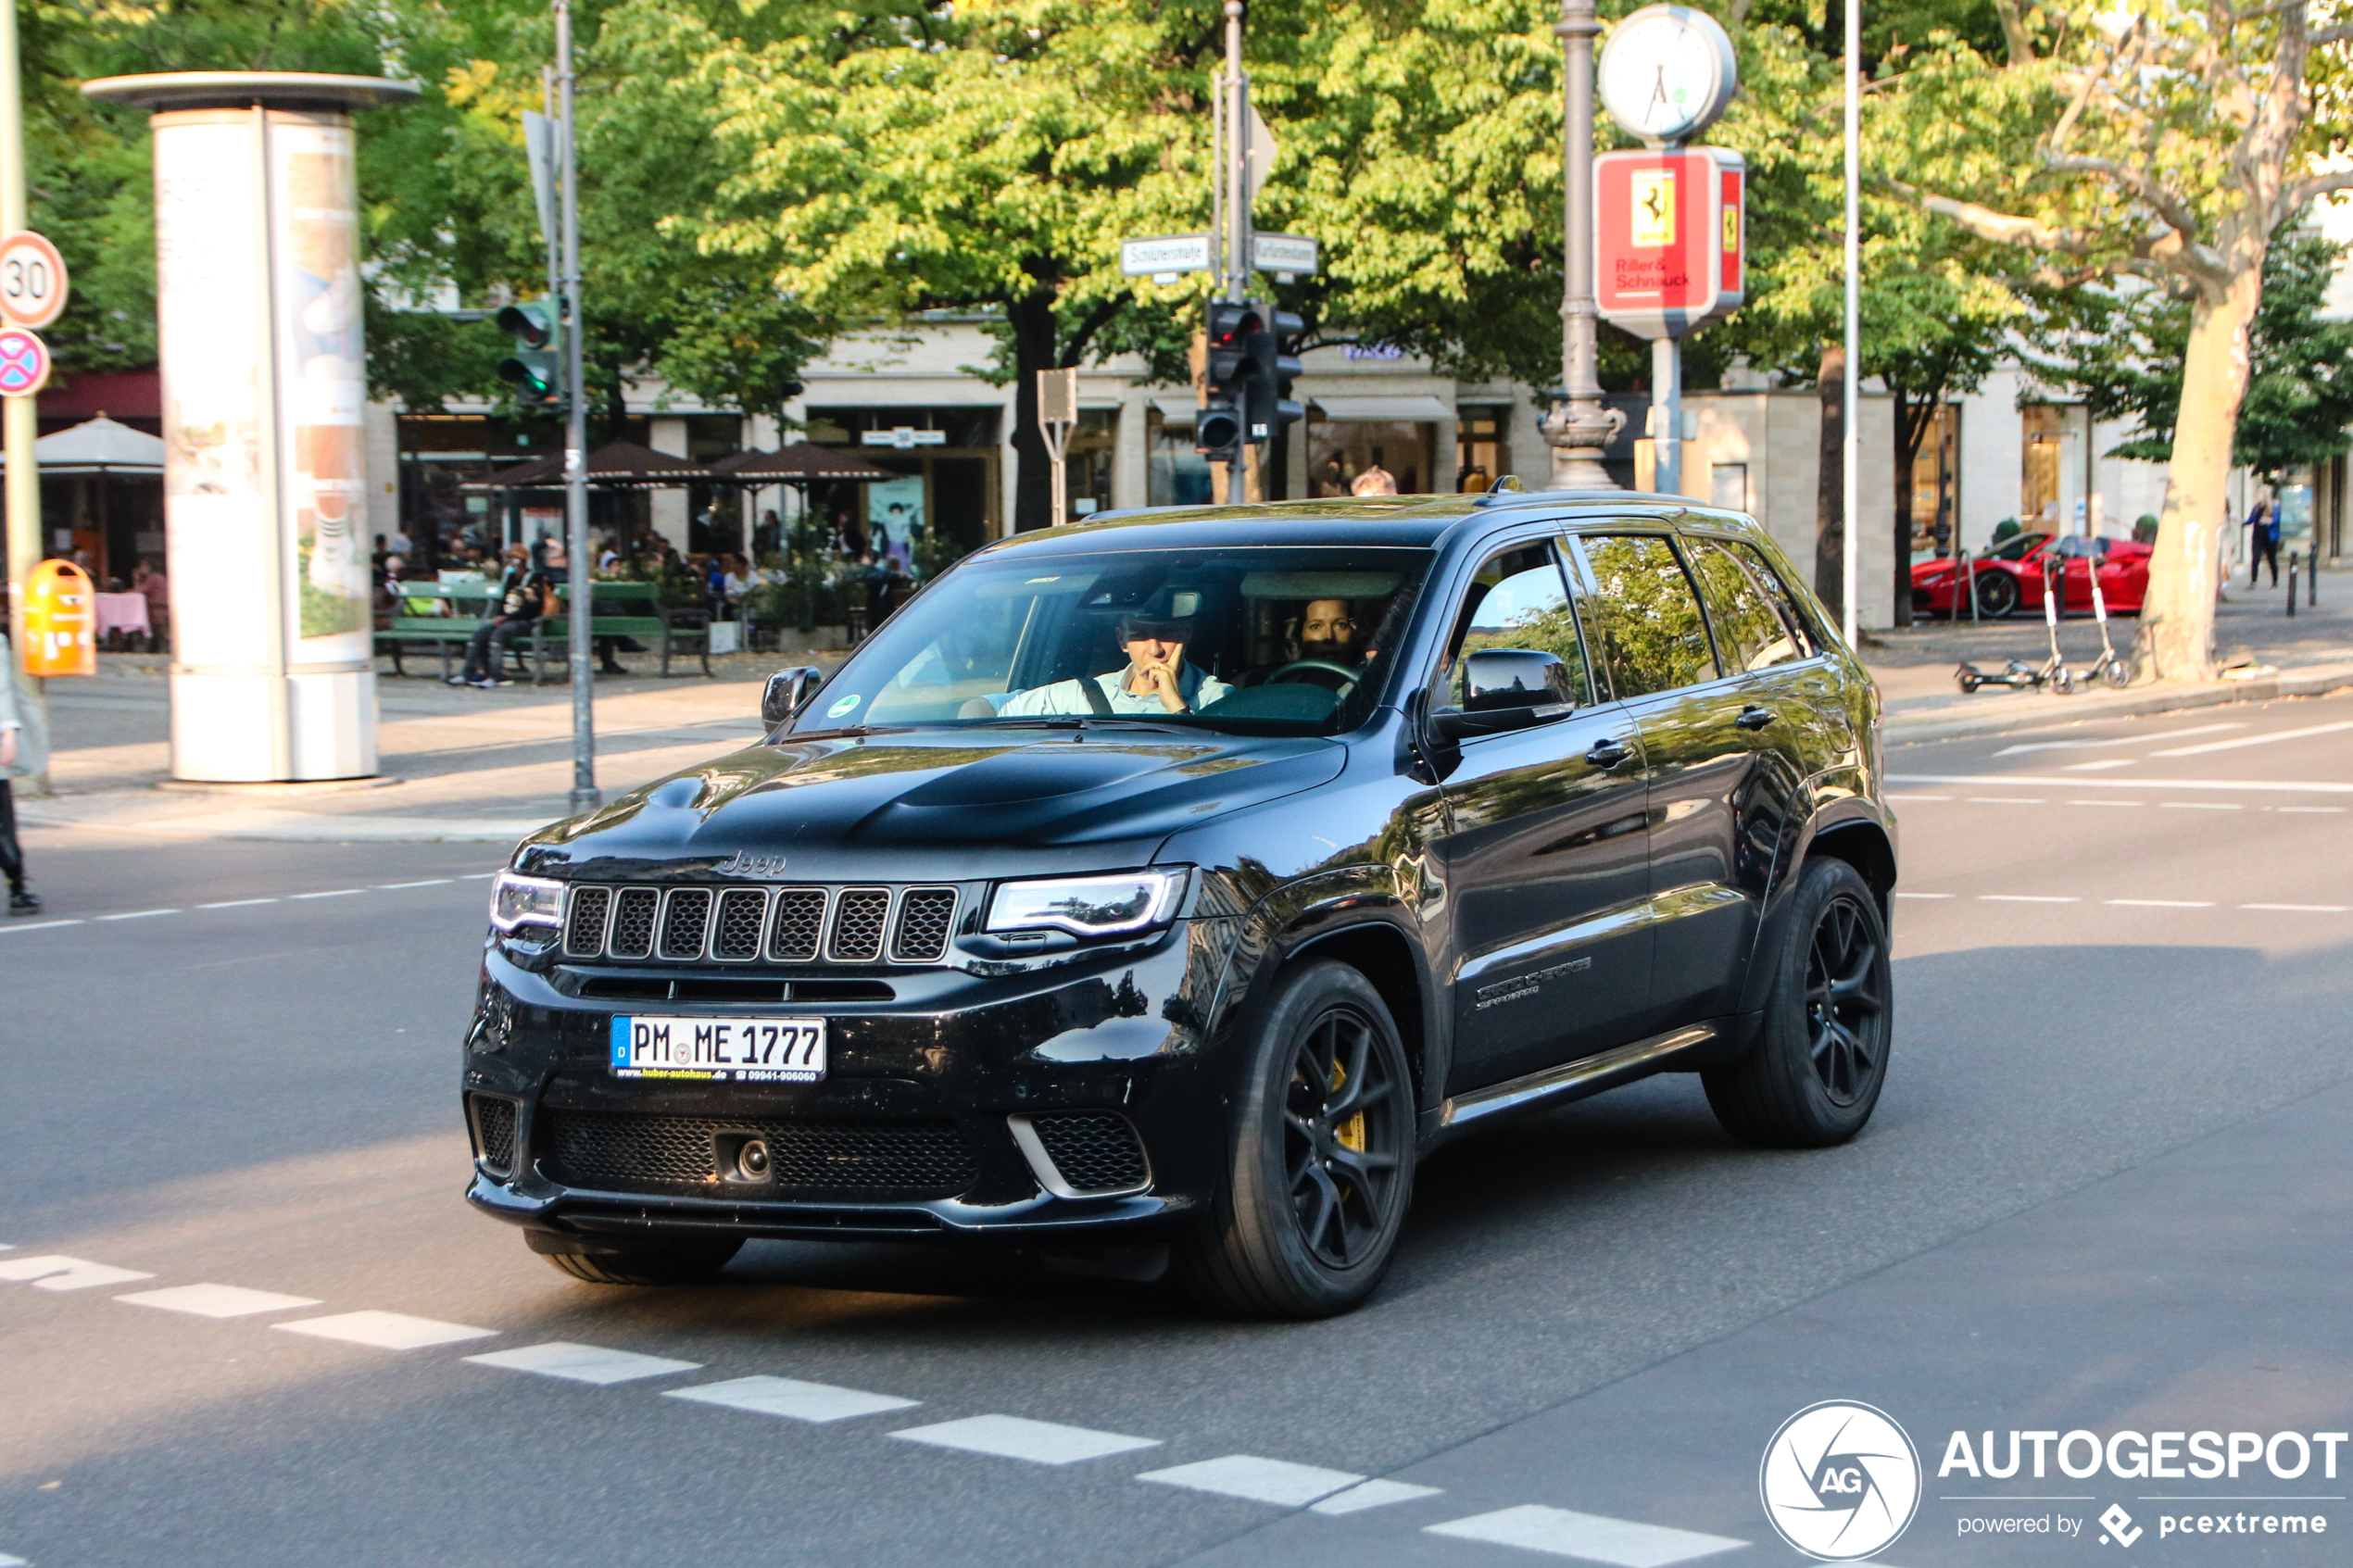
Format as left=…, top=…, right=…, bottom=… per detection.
left=1264, top=659, right=1361, bottom=699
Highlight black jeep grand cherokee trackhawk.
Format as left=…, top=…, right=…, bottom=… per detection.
left=465, top=492, right=1895, bottom=1318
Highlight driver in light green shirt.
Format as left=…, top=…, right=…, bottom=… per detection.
left=1001, top=614, right=1233, bottom=717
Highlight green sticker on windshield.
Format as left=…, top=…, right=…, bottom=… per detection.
left=827, top=694, right=860, bottom=720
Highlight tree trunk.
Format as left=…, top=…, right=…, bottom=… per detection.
left=1814, top=340, right=1846, bottom=619
left=1891, top=391, right=1918, bottom=628
left=2134, top=263, right=2263, bottom=683
left=1008, top=293, right=1057, bottom=533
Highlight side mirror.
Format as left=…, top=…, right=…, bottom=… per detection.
left=1428, top=649, right=1575, bottom=742
left=761, top=665, right=824, bottom=729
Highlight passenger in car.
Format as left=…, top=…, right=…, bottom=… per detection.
left=1000, top=614, right=1235, bottom=717
left=1293, top=597, right=1368, bottom=669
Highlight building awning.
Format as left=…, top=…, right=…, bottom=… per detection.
left=1151, top=394, right=1202, bottom=420
left=1310, top=395, right=1454, bottom=422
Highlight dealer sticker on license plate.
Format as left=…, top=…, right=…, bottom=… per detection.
left=608, top=1015, right=826, bottom=1083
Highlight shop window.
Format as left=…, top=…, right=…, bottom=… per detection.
left=2020, top=405, right=2066, bottom=528
left=1068, top=408, right=1118, bottom=515
left=1307, top=420, right=1434, bottom=496
left=1148, top=406, right=1214, bottom=507
left=1456, top=407, right=1511, bottom=493
left=1906, top=403, right=1959, bottom=555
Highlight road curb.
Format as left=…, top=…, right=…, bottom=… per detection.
left=1883, top=662, right=2353, bottom=746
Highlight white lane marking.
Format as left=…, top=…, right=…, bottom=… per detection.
left=272, top=1311, right=497, bottom=1350
left=2153, top=719, right=2353, bottom=757
left=1980, top=895, right=2079, bottom=903
left=94, top=909, right=179, bottom=922
left=292, top=888, right=366, bottom=900
left=116, top=1284, right=321, bottom=1319
left=1138, top=1455, right=1367, bottom=1507
left=196, top=897, right=278, bottom=909
left=467, top=1341, right=701, bottom=1386
left=2277, top=806, right=2347, bottom=813
left=665, top=1374, right=918, bottom=1422
left=0, top=1256, right=156, bottom=1291
left=1426, top=1504, right=1747, bottom=1565
left=1996, top=723, right=2245, bottom=756
left=1312, top=1479, right=1449, bottom=1514
left=1892, top=772, right=2353, bottom=795
left=2106, top=899, right=2215, bottom=908
left=2162, top=801, right=2242, bottom=810
left=1884, top=793, right=1952, bottom=801
left=2067, top=799, right=2142, bottom=808
left=0, top=919, right=84, bottom=934
left=889, top=1414, right=1160, bottom=1465
left=2063, top=759, right=2137, bottom=771
left=1894, top=892, right=1954, bottom=899
left=376, top=879, right=456, bottom=889
left=459, top=872, right=497, bottom=880
left=0, top=1550, right=27, bottom=1565
left=1968, top=797, right=2046, bottom=805
left=2241, top=903, right=2350, bottom=912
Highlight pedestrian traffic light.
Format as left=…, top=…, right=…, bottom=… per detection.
left=1246, top=307, right=1304, bottom=443
left=1195, top=395, right=1242, bottom=464
left=496, top=301, right=560, bottom=409
left=1196, top=298, right=1258, bottom=465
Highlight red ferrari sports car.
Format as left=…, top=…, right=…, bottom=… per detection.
left=1912, top=532, right=2151, bottom=618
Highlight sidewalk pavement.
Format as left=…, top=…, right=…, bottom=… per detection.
left=16, top=590, right=2353, bottom=848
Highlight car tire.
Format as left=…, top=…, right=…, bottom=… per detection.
left=1173, top=960, right=1416, bottom=1320
left=1703, top=859, right=1893, bottom=1148
left=537, top=1236, right=743, bottom=1286
left=1975, top=571, right=2020, bottom=618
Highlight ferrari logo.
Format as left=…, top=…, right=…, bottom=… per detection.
left=1631, top=170, right=1677, bottom=247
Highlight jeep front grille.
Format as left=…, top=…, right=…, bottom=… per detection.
left=541, top=1110, right=979, bottom=1197
left=560, top=883, right=961, bottom=966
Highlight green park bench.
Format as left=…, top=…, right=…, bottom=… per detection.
left=375, top=578, right=711, bottom=684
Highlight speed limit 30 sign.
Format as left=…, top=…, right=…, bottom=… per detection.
left=0, top=231, right=69, bottom=330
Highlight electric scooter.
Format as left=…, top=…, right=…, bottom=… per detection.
left=1957, top=552, right=2077, bottom=694
left=2085, top=546, right=2131, bottom=689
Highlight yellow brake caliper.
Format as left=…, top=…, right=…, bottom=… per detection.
left=1329, top=1054, right=1367, bottom=1154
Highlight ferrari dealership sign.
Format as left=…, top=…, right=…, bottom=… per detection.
left=1595, top=146, right=1745, bottom=341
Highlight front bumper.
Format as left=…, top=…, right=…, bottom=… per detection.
left=461, top=917, right=1240, bottom=1246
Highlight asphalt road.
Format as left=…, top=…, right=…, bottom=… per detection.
left=5, top=694, right=2350, bottom=1568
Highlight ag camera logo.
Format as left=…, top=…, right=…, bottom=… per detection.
left=1761, top=1400, right=1923, bottom=1562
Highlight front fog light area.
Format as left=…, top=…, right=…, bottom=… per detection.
left=987, top=871, right=1185, bottom=938
left=490, top=871, right=565, bottom=933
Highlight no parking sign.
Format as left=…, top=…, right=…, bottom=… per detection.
left=0, top=323, right=50, bottom=397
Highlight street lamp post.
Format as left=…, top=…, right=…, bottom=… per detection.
left=1542, top=0, right=1623, bottom=489
left=556, top=0, right=598, bottom=813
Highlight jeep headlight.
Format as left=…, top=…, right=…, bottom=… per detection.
left=986, top=870, right=1186, bottom=937
left=490, top=871, right=565, bottom=932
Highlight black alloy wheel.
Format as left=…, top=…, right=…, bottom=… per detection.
left=1704, top=858, right=1894, bottom=1147
left=1803, top=891, right=1886, bottom=1108
left=1975, top=571, right=2020, bottom=618
left=1284, top=1003, right=1407, bottom=1270
left=1176, top=960, right=1416, bottom=1318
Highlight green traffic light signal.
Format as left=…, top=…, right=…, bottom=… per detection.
left=496, top=301, right=561, bottom=408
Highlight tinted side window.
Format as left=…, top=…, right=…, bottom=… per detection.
left=1575, top=533, right=1718, bottom=696
left=1440, top=543, right=1592, bottom=708
left=1686, top=538, right=1804, bottom=671
left=1729, top=542, right=1820, bottom=656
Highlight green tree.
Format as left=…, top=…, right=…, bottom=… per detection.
left=2026, top=226, right=2353, bottom=483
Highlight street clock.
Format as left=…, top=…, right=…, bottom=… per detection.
left=1599, top=5, right=1739, bottom=147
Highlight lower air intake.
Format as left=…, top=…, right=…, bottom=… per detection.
left=1025, top=1111, right=1150, bottom=1195
left=470, top=1095, right=518, bottom=1177
left=541, top=1110, right=978, bottom=1198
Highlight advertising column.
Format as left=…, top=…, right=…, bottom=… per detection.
left=81, top=73, right=418, bottom=781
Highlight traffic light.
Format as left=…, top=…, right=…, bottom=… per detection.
left=496, top=301, right=560, bottom=409
left=1196, top=298, right=1259, bottom=465
left=1247, top=307, right=1304, bottom=443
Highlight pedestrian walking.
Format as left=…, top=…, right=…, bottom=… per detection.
left=2245, top=489, right=2282, bottom=587
left=0, top=634, right=44, bottom=915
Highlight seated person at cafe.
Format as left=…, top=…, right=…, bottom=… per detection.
left=455, top=540, right=560, bottom=687
left=1000, top=613, right=1233, bottom=717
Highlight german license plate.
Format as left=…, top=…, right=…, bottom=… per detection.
left=608, top=1015, right=826, bottom=1083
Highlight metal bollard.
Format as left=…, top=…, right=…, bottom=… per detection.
left=2287, top=550, right=2298, bottom=616
left=2312, top=546, right=2321, bottom=607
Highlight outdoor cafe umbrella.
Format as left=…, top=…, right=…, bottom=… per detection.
left=11, top=414, right=167, bottom=476
left=709, top=443, right=895, bottom=558
left=468, top=438, right=712, bottom=491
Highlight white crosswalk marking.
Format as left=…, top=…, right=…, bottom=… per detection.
left=272, top=1311, right=497, bottom=1350
left=2151, top=719, right=2353, bottom=757
left=466, top=1342, right=701, bottom=1385
left=1311, top=1479, right=1448, bottom=1514
left=1426, top=1505, right=1747, bottom=1565
left=0, top=1255, right=156, bottom=1291
left=666, top=1375, right=917, bottom=1423
left=1137, top=1455, right=1366, bottom=1507
left=889, top=1414, right=1160, bottom=1465
left=116, top=1284, right=321, bottom=1318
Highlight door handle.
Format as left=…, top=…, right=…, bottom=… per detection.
left=1585, top=737, right=1632, bottom=767
left=1734, top=706, right=1779, bottom=731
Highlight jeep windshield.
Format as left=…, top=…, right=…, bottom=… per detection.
left=791, top=546, right=1433, bottom=736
